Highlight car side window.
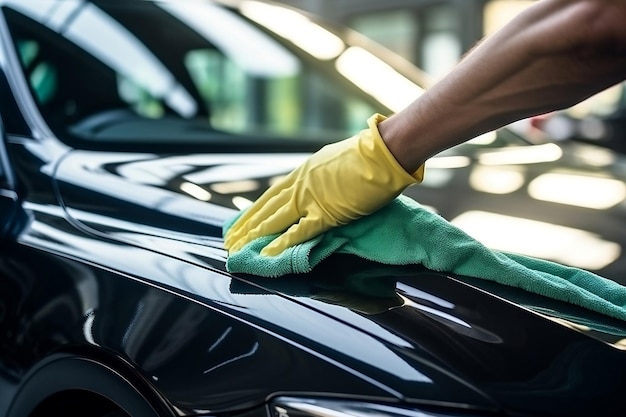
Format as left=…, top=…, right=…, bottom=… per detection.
left=2, top=1, right=381, bottom=146
left=16, top=40, right=57, bottom=106
left=6, top=9, right=127, bottom=130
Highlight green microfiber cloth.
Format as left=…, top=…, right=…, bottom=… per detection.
left=223, top=195, right=626, bottom=321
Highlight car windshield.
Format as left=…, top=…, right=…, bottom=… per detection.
left=1, top=0, right=429, bottom=147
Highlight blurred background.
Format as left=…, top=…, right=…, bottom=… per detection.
left=273, top=0, right=626, bottom=153
left=274, top=0, right=527, bottom=80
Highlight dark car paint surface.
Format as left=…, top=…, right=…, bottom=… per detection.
left=0, top=1, right=626, bottom=417
left=2, top=135, right=625, bottom=416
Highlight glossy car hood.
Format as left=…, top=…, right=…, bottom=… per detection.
left=54, top=149, right=626, bottom=415
left=53, top=142, right=626, bottom=279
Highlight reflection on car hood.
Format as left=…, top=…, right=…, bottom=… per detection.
left=55, top=141, right=626, bottom=281
left=54, top=149, right=626, bottom=415
left=235, top=257, right=626, bottom=415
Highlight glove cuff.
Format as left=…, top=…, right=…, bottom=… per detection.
left=367, top=113, right=425, bottom=183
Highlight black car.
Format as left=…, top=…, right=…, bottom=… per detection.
left=1, top=1, right=626, bottom=417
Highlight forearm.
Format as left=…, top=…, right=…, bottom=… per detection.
left=224, top=0, right=626, bottom=255
left=380, top=0, right=626, bottom=173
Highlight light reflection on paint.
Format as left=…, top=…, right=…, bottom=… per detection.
left=162, top=0, right=300, bottom=76
left=528, top=172, right=626, bottom=210
left=240, top=1, right=345, bottom=60
left=180, top=181, right=212, bottom=201
left=232, top=196, right=254, bottom=211
left=478, top=143, right=563, bottom=165
left=211, top=180, right=260, bottom=195
left=469, top=166, right=526, bottom=194
left=451, top=211, right=621, bottom=271
left=335, top=46, right=423, bottom=112
left=426, top=155, right=471, bottom=169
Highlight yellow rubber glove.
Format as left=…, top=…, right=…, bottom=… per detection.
left=224, top=113, right=425, bottom=256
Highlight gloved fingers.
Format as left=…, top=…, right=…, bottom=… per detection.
left=224, top=184, right=296, bottom=249
left=224, top=171, right=301, bottom=246
left=250, top=171, right=297, bottom=209
left=225, top=113, right=426, bottom=256
left=228, top=201, right=301, bottom=253
left=260, top=215, right=327, bottom=257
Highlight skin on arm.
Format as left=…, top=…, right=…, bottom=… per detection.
left=225, top=0, right=626, bottom=256
left=380, top=0, right=626, bottom=173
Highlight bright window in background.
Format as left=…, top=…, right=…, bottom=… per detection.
left=421, top=4, right=461, bottom=79
left=335, top=46, right=424, bottom=112
left=349, top=5, right=461, bottom=80
left=483, top=0, right=537, bottom=36
left=350, top=10, right=418, bottom=64
left=184, top=48, right=377, bottom=136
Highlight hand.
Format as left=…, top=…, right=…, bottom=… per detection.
left=224, top=114, right=424, bottom=256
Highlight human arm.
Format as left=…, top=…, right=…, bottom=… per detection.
left=381, top=0, right=626, bottom=172
left=225, top=0, right=626, bottom=256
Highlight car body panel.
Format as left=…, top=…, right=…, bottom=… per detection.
left=0, top=1, right=625, bottom=417
left=51, top=146, right=626, bottom=415
left=8, top=170, right=626, bottom=416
